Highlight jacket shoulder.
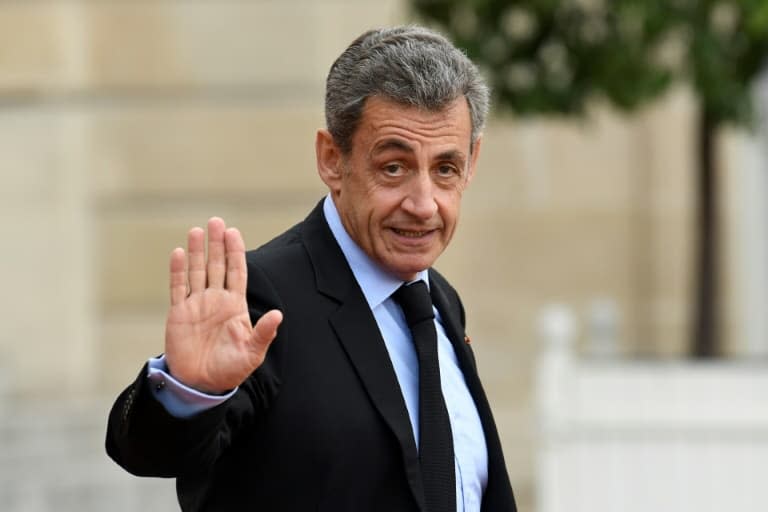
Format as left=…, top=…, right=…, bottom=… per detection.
left=429, top=267, right=466, bottom=329
left=245, top=220, right=304, bottom=268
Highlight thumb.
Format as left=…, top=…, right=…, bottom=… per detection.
left=250, top=309, right=283, bottom=352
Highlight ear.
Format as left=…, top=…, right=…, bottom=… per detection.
left=465, top=135, right=482, bottom=186
left=316, top=129, right=344, bottom=195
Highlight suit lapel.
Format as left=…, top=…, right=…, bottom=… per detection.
left=300, top=201, right=427, bottom=511
left=429, top=274, right=494, bottom=433
left=329, top=299, right=426, bottom=506
left=428, top=271, right=477, bottom=377
left=429, top=270, right=515, bottom=511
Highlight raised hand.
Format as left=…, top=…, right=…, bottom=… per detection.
left=164, top=217, right=283, bottom=394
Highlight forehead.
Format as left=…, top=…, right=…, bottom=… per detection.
left=351, top=96, right=472, bottom=151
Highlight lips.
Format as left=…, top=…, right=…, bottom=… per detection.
left=392, top=228, right=432, bottom=238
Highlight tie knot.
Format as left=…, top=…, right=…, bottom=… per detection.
left=392, top=280, right=434, bottom=327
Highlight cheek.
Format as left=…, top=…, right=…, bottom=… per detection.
left=369, top=189, right=404, bottom=219
left=437, top=190, right=463, bottom=222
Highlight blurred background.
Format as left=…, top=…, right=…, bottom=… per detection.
left=1, top=1, right=766, bottom=510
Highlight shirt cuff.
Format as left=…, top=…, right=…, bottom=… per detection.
left=147, top=355, right=237, bottom=419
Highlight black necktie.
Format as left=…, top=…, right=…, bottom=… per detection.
left=393, top=280, right=456, bottom=512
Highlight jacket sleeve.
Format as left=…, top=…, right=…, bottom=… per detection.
left=104, top=260, right=284, bottom=478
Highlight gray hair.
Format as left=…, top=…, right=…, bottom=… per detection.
left=325, top=25, right=490, bottom=154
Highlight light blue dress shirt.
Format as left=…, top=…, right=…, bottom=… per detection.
left=148, top=195, right=488, bottom=511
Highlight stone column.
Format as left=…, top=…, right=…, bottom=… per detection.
left=0, top=2, right=95, bottom=397
left=738, top=70, right=768, bottom=356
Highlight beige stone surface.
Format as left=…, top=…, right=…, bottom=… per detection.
left=83, top=0, right=404, bottom=89
left=719, top=127, right=750, bottom=356
left=98, top=202, right=321, bottom=311
left=85, top=2, right=319, bottom=88
left=0, top=3, right=77, bottom=91
left=474, top=115, right=638, bottom=212
left=641, top=88, right=698, bottom=213
left=98, top=313, right=167, bottom=396
left=90, top=104, right=325, bottom=197
left=0, top=0, right=405, bottom=92
left=0, top=109, right=94, bottom=397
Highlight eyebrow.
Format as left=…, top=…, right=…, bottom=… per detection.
left=371, top=139, right=414, bottom=156
left=435, top=149, right=467, bottom=165
left=371, top=139, right=468, bottom=165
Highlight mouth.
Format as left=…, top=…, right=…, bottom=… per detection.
left=391, top=228, right=434, bottom=238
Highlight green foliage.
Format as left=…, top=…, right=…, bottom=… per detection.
left=412, top=0, right=768, bottom=125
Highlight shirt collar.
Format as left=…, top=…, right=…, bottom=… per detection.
left=323, top=195, right=429, bottom=309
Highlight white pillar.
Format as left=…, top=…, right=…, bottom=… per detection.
left=739, top=69, right=768, bottom=357
left=536, top=303, right=578, bottom=512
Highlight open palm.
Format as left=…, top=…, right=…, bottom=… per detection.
left=164, top=218, right=282, bottom=395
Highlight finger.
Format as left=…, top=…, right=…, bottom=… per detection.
left=250, top=309, right=283, bottom=352
left=207, top=217, right=226, bottom=289
left=169, top=247, right=187, bottom=306
left=187, top=227, right=206, bottom=293
left=225, top=227, right=247, bottom=295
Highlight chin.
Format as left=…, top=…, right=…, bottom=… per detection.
left=388, top=260, right=434, bottom=281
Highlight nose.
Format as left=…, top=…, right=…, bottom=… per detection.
left=401, top=171, right=438, bottom=220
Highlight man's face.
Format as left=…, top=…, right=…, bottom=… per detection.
left=317, top=95, right=480, bottom=281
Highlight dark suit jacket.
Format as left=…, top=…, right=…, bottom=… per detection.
left=106, top=200, right=516, bottom=512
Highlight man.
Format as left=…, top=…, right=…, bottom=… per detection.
left=106, top=25, right=516, bottom=512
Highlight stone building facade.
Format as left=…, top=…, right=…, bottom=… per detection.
left=0, top=1, right=757, bottom=510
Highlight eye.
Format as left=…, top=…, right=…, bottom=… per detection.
left=382, top=163, right=406, bottom=176
left=436, top=163, right=460, bottom=178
